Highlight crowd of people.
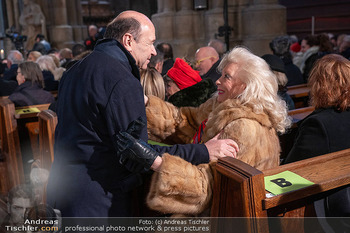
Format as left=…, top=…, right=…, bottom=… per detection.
left=0, top=9, right=350, bottom=232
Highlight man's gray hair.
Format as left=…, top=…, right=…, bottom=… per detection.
left=7, top=50, right=24, bottom=64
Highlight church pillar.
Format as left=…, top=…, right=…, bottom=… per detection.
left=66, top=0, right=85, bottom=44
left=48, top=0, right=74, bottom=48
left=242, top=0, right=286, bottom=55
left=152, top=0, right=175, bottom=42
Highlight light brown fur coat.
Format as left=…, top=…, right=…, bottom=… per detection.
left=146, top=95, right=280, bottom=214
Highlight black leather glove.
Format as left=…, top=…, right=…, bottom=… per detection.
left=114, top=118, right=160, bottom=172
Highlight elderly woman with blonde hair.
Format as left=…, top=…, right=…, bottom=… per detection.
left=116, top=47, right=291, bottom=215
left=36, top=55, right=65, bottom=91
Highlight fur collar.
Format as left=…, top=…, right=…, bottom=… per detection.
left=202, top=98, right=272, bottom=142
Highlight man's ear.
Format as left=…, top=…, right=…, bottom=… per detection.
left=122, top=33, right=133, bottom=52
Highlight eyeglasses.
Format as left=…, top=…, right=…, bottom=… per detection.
left=195, top=56, right=217, bottom=66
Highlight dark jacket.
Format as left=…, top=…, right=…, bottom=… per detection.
left=168, top=79, right=217, bottom=107
left=0, top=79, right=17, bottom=96
left=282, top=57, right=304, bottom=86
left=46, top=39, right=209, bottom=218
left=284, top=108, right=350, bottom=229
left=3, top=64, right=18, bottom=82
left=42, top=70, right=59, bottom=91
left=8, top=81, right=54, bottom=106
left=161, top=58, right=174, bottom=76
left=200, top=59, right=221, bottom=83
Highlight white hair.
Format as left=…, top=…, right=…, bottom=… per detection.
left=218, top=46, right=291, bottom=134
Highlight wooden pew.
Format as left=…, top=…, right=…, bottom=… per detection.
left=38, top=110, right=57, bottom=171
left=0, top=99, right=50, bottom=194
left=287, top=84, right=310, bottom=108
left=211, top=148, right=350, bottom=233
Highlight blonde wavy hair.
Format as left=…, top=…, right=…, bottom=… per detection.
left=140, top=68, right=166, bottom=100
left=218, top=46, right=291, bottom=134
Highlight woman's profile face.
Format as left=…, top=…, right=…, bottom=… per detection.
left=216, top=63, right=246, bottom=103
left=16, top=68, right=26, bottom=85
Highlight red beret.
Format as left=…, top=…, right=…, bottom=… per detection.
left=167, top=58, right=202, bottom=90
left=290, top=42, right=301, bottom=53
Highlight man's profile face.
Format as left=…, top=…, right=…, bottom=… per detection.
left=130, top=24, right=157, bottom=70
left=9, top=197, right=33, bottom=224
left=195, top=49, right=216, bottom=76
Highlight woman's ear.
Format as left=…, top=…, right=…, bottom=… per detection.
left=122, top=33, right=133, bottom=52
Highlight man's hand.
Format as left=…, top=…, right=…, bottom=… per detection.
left=144, top=95, right=149, bottom=106
left=204, top=132, right=239, bottom=161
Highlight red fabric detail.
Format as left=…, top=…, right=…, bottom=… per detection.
left=290, top=42, right=301, bottom=53
left=167, top=58, right=202, bottom=90
left=85, top=40, right=92, bottom=46
left=192, top=119, right=208, bottom=144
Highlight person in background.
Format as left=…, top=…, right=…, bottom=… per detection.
left=262, top=54, right=295, bottom=110
left=9, top=61, right=55, bottom=106
left=339, top=35, right=350, bottom=60
left=140, top=67, right=166, bottom=100
left=269, top=35, right=304, bottom=86
left=156, top=42, right=175, bottom=76
left=194, top=46, right=221, bottom=83
left=283, top=54, right=350, bottom=232
left=32, top=34, right=51, bottom=55
left=84, top=25, right=99, bottom=50
left=208, top=39, right=226, bottom=58
left=58, top=48, right=73, bottom=68
left=147, top=48, right=164, bottom=74
left=164, top=58, right=202, bottom=99
left=27, top=50, right=42, bottom=62
left=72, top=43, right=88, bottom=58
left=36, top=55, right=65, bottom=90
left=3, top=50, right=24, bottom=81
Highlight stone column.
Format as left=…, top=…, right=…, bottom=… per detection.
left=66, top=0, right=85, bottom=44
left=242, top=0, right=286, bottom=55
left=172, top=0, right=199, bottom=59
left=48, top=0, right=74, bottom=48
left=152, top=0, right=175, bottom=42
left=204, top=0, right=224, bottom=43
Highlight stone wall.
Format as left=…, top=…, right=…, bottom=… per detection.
left=152, top=0, right=286, bottom=59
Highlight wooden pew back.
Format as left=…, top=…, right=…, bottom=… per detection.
left=211, top=149, right=350, bottom=232
left=38, top=110, right=57, bottom=171
left=287, top=84, right=310, bottom=108
left=0, top=99, right=50, bottom=194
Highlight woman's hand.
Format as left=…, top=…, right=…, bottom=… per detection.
left=204, top=132, right=239, bottom=161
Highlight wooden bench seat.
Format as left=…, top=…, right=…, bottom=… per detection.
left=0, top=99, right=50, bottom=194
left=287, top=84, right=310, bottom=109
left=211, top=148, right=350, bottom=232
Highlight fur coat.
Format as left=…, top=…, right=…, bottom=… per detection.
left=146, top=95, right=280, bottom=214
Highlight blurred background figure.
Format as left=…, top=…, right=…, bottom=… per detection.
left=140, top=68, right=166, bottom=100
left=26, top=50, right=42, bottom=62
left=59, top=48, right=73, bottom=68
left=84, top=25, right=99, bottom=50
left=32, top=34, right=51, bottom=55
left=147, top=48, right=164, bottom=74
left=3, top=50, right=24, bottom=82
left=36, top=55, right=65, bottom=90
left=270, top=35, right=304, bottom=86
left=262, top=54, right=295, bottom=110
left=156, top=42, right=174, bottom=76
left=339, top=35, right=350, bottom=60
left=164, top=58, right=202, bottom=99
left=194, top=46, right=221, bottom=83
left=208, top=39, right=226, bottom=58
left=9, top=61, right=55, bottom=106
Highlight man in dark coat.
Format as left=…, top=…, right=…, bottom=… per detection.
left=46, top=10, right=237, bottom=220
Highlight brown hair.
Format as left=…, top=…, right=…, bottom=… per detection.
left=309, top=54, right=350, bottom=111
left=19, top=61, right=45, bottom=88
